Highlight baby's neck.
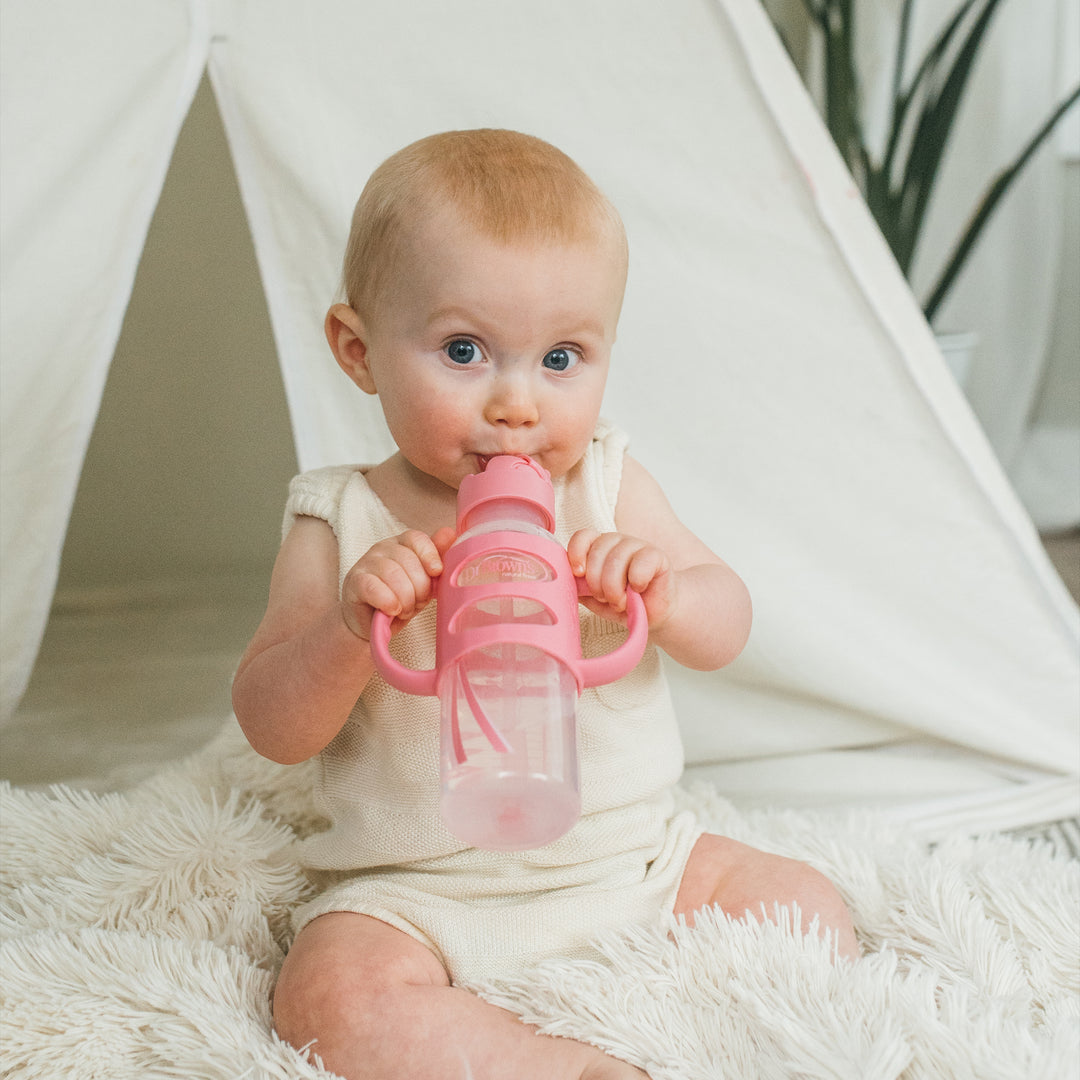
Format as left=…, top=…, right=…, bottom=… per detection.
left=364, top=453, right=458, bottom=535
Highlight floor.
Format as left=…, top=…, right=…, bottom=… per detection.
left=3, top=533, right=1078, bottom=792
left=2, top=576, right=266, bottom=791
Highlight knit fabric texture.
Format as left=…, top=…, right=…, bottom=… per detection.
left=282, top=421, right=700, bottom=981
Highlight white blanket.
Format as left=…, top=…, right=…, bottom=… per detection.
left=2, top=724, right=1077, bottom=1079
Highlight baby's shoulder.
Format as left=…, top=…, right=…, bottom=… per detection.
left=283, top=464, right=365, bottom=535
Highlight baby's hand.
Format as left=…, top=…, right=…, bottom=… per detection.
left=566, top=529, right=676, bottom=630
left=341, top=528, right=455, bottom=641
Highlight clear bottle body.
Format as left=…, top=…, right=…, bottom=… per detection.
left=440, top=644, right=580, bottom=851
left=438, top=518, right=581, bottom=851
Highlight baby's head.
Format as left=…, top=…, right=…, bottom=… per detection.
left=341, top=129, right=628, bottom=324
left=328, top=130, right=629, bottom=490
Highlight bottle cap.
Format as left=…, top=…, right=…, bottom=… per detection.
left=457, top=456, right=556, bottom=533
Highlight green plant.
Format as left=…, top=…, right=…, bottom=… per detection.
left=794, top=0, right=1080, bottom=323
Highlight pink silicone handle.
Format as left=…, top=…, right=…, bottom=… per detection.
left=369, top=610, right=438, bottom=696
left=574, top=582, right=648, bottom=688
left=369, top=585, right=648, bottom=695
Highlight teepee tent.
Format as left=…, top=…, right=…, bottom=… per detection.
left=2, top=0, right=1077, bottom=834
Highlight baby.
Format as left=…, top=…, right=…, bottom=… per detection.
left=232, top=129, right=857, bottom=1080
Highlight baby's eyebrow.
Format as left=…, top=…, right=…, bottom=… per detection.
left=425, top=305, right=610, bottom=347
left=426, top=305, right=480, bottom=329
left=561, top=318, right=608, bottom=341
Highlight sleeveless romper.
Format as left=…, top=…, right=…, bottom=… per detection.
left=285, top=421, right=702, bottom=984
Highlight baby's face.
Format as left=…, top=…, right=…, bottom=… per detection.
left=356, top=205, right=625, bottom=492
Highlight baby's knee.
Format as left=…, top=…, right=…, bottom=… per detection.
left=274, top=948, right=414, bottom=1070
left=780, top=859, right=858, bottom=959
left=784, top=859, right=846, bottom=918
left=273, top=942, right=357, bottom=1052
left=273, top=913, right=448, bottom=1062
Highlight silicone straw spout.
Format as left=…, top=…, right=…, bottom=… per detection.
left=457, top=455, right=556, bottom=534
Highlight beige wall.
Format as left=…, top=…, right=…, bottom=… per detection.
left=56, top=76, right=297, bottom=597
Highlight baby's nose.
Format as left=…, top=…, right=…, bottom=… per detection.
left=484, top=374, right=539, bottom=427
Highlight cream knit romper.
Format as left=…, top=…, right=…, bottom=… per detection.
left=286, top=421, right=702, bottom=984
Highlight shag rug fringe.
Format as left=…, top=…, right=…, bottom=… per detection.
left=1, top=722, right=1077, bottom=1079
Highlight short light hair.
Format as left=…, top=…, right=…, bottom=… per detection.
left=341, top=129, right=628, bottom=319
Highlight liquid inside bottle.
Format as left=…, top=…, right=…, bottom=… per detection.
left=438, top=534, right=580, bottom=851
left=440, top=643, right=580, bottom=851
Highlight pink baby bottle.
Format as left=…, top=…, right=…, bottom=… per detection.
left=369, top=455, right=647, bottom=851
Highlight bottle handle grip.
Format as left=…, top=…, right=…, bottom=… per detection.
left=369, top=610, right=439, bottom=696
left=573, top=581, right=649, bottom=689
left=370, top=584, right=648, bottom=695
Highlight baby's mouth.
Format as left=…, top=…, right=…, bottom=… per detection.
left=474, top=451, right=538, bottom=472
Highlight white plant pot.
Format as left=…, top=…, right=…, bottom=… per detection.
left=934, top=331, right=978, bottom=389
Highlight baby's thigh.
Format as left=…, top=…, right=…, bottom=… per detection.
left=273, top=912, right=449, bottom=1051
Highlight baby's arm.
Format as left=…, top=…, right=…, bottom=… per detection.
left=232, top=517, right=447, bottom=764
left=567, top=455, right=751, bottom=671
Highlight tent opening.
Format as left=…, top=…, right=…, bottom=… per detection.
left=55, top=72, right=296, bottom=605
left=6, top=75, right=296, bottom=786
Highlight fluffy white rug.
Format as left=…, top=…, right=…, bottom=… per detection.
left=2, top=723, right=1077, bottom=1080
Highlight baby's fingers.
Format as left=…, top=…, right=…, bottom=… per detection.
left=342, top=531, right=443, bottom=636
left=368, top=551, right=435, bottom=618
left=572, top=531, right=634, bottom=612
left=398, top=529, right=446, bottom=577
left=570, top=530, right=672, bottom=618
left=596, top=537, right=648, bottom=612
left=342, top=570, right=405, bottom=624
left=626, top=545, right=669, bottom=595
left=567, top=528, right=601, bottom=577
left=378, top=530, right=444, bottom=610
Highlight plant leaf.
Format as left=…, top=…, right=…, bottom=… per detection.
left=923, top=83, right=1080, bottom=322
left=795, top=0, right=827, bottom=27
left=896, top=0, right=1007, bottom=272
left=891, top=0, right=916, bottom=106
left=822, top=0, right=863, bottom=168
left=881, top=0, right=980, bottom=195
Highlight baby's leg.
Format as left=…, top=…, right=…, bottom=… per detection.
left=674, top=833, right=859, bottom=961
left=273, top=911, right=649, bottom=1080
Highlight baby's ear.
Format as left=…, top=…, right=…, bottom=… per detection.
left=325, top=303, right=377, bottom=394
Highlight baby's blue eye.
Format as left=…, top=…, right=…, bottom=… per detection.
left=542, top=348, right=578, bottom=372
left=446, top=340, right=478, bottom=365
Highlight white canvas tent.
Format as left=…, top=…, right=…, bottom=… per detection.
left=2, top=0, right=1077, bottom=835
